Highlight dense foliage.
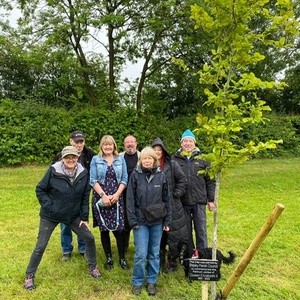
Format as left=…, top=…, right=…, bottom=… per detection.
left=0, top=1, right=299, bottom=166
left=0, top=0, right=299, bottom=114
left=0, top=99, right=299, bottom=166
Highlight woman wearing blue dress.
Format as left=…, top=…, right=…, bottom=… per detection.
left=90, top=135, right=129, bottom=270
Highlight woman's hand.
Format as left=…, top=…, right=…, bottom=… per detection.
left=100, top=194, right=112, bottom=206
left=163, top=225, right=170, bottom=232
left=109, top=192, right=120, bottom=205
left=79, top=221, right=91, bottom=231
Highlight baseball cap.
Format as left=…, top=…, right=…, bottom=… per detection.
left=70, top=130, right=85, bottom=142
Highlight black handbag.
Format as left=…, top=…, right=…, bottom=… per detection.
left=139, top=202, right=167, bottom=222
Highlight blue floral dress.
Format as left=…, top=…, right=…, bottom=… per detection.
left=92, top=166, right=125, bottom=231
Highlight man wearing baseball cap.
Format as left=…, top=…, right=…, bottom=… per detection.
left=69, top=131, right=95, bottom=170
left=52, top=130, right=95, bottom=261
left=24, top=145, right=101, bottom=290
left=172, top=129, right=216, bottom=257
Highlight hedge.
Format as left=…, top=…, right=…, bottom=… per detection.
left=1, top=99, right=299, bottom=166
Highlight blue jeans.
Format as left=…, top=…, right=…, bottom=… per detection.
left=184, top=204, right=207, bottom=255
left=26, top=217, right=97, bottom=276
left=132, top=224, right=163, bottom=287
left=61, top=223, right=85, bottom=254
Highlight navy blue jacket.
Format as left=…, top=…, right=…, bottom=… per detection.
left=36, top=162, right=90, bottom=224
left=172, top=148, right=215, bottom=205
left=126, top=166, right=172, bottom=228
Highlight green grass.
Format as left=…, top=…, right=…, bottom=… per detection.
left=0, top=159, right=299, bottom=300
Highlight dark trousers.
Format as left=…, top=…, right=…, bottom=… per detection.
left=123, top=194, right=131, bottom=252
left=26, top=217, right=97, bottom=275
left=123, top=229, right=131, bottom=252
left=100, top=230, right=126, bottom=258
left=183, top=204, right=207, bottom=256
left=160, top=231, right=168, bottom=250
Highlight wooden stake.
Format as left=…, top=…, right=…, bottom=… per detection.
left=202, top=281, right=209, bottom=300
left=216, top=203, right=285, bottom=300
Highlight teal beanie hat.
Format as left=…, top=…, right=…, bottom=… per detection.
left=181, top=129, right=196, bottom=142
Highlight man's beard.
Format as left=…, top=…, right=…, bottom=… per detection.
left=126, top=148, right=135, bottom=155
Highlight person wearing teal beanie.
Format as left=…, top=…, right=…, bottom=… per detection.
left=180, top=129, right=196, bottom=142
left=173, top=129, right=216, bottom=257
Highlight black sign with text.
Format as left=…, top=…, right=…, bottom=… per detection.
left=188, top=259, right=220, bottom=281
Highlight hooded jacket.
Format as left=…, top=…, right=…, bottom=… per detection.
left=36, top=161, right=90, bottom=224
left=151, top=137, right=188, bottom=258
left=172, top=147, right=215, bottom=206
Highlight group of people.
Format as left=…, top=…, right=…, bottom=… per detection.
left=24, top=129, right=216, bottom=297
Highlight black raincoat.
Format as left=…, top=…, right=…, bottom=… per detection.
left=152, top=137, right=188, bottom=259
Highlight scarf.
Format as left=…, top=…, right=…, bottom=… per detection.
left=61, top=162, right=78, bottom=183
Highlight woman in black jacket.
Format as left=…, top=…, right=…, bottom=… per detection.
left=152, top=137, right=188, bottom=273
left=24, top=146, right=101, bottom=291
left=126, top=146, right=172, bottom=296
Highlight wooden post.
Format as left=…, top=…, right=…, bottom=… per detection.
left=202, top=281, right=209, bottom=300
left=215, top=203, right=285, bottom=300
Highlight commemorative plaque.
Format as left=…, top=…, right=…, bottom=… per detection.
left=188, top=259, right=220, bottom=281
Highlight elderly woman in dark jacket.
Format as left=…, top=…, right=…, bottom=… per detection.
left=24, top=146, right=101, bottom=291
left=126, top=146, right=172, bottom=296
left=152, top=137, right=188, bottom=273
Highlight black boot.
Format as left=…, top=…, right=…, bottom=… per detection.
left=119, top=255, right=130, bottom=270
left=105, top=254, right=114, bottom=270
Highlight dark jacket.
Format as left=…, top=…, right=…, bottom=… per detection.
left=126, top=165, right=172, bottom=228
left=36, top=161, right=90, bottom=224
left=152, top=137, right=188, bottom=258
left=172, top=147, right=215, bottom=206
left=52, top=146, right=95, bottom=171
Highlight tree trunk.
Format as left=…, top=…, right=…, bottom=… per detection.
left=108, top=24, right=116, bottom=111
left=211, top=172, right=221, bottom=299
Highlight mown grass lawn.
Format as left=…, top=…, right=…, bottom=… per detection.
left=0, top=158, right=299, bottom=300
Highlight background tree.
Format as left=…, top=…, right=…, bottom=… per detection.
left=1, top=0, right=300, bottom=115
left=280, top=65, right=300, bottom=113
left=0, top=0, right=220, bottom=111
left=0, top=35, right=35, bottom=100
left=23, top=0, right=104, bottom=107
left=0, top=32, right=108, bottom=107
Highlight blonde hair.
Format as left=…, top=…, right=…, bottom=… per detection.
left=137, top=146, right=159, bottom=168
left=98, top=135, right=119, bottom=157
